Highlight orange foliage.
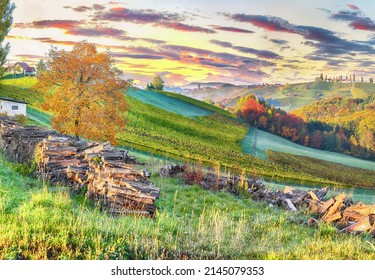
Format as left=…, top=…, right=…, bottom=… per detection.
left=35, top=42, right=129, bottom=144
left=241, top=98, right=266, bottom=124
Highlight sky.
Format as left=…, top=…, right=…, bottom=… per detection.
left=5, top=0, right=375, bottom=87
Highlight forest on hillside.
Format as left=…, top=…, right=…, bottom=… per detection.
left=238, top=95, right=375, bottom=160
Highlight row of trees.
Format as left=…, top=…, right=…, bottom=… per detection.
left=318, top=73, right=375, bottom=83
left=238, top=95, right=375, bottom=160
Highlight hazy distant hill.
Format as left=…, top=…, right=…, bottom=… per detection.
left=182, top=82, right=235, bottom=90
left=181, top=81, right=375, bottom=111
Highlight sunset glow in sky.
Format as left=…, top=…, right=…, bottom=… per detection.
left=6, top=0, right=375, bottom=86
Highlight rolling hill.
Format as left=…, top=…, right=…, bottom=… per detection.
left=126, top=88, right=214, bottom=117
left=1, top=76, right=374, bottom=188
left=181, top=81, right=375, bottom=112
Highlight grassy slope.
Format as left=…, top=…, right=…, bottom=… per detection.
left=1, top=77, right=375, bottom=259
left=267, top=150, right=375, bottom=188
left=119, top=95, right=339, bottom=186
left=1, top=153, right=375, bottom=260
left=126, top=88, right=213, bottom=117
left=155, top=89, right=235, bottom=118
left=0, top=77, right=366, bottom=186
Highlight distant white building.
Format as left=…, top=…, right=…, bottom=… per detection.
left=0, top=97, right=27, bottom=116
left=11, top=62, right=36, bottom=76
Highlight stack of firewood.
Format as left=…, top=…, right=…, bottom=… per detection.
left=258, top=186, right=375, bottom=236
left=306, top=191, right=375, bottom=235
left=158, top=163, right=265, bottom=195
left=87, top=158, right=159, bottom=216
left=0, top=117, right=59, bottom=163
left=37, top=135, right=159, bottom=217
left=158, top=163, right=375, bottom=236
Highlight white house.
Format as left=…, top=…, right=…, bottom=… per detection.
left=12, top=62, right=36, bottom=76
left=0, top=97, right=27, bottom=116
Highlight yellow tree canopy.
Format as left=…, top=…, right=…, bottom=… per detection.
left=36, top=42, right=129, bottom=144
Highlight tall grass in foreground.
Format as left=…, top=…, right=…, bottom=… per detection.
left=1, top=155, right=375, bottom=260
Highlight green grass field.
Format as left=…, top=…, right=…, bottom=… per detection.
left=1, top=153, right=375, bottom=260
left=156, top=89, right=235, bottom=118
left=126, top=88, right=214, bottom=117
left=241, top=127, right=375, bottom=171
left=1, top=77, right=375, bottom=260
left=267, top=150, right=375, bottom=188
left=1, top=77, right=369, bottom=187
left=119, top=95, right=341, bottom=186
left=26, top=107, right=52, bottom=127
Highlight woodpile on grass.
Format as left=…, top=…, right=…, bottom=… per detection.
left=158, top=163, right=265, bottom=195
left=159, top=163, right=375, bottom=237
left=0, top=117, right=159, bottom=217
left=0, top=117, right=59, bottom=163
left=250, top=185, right=375, bottom=237
left=37, top=135, right=160, bottom=217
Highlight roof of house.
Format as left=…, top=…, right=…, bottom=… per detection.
left=13, top=62, right=36, bottom=72
left=0, top=97, right=28, bottom=104
left=26, top=66, right=36, bottom=73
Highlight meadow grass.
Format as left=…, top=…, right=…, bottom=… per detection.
left=266, top=150, right=375, bottom=188
left=1, top=154, right=375, bottom=260
left=155, top=89, right=235, bottom=118
left=126, top=88, right=213, bottom=117
left=120, top=96, right=337, bottom=186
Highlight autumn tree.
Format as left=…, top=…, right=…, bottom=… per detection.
left=36, top=42, right=129, bottom=144
left=241, top=98, right=266, bottom=125
left=310, top=130, right=323, bottom=148
left=0, top=0, right=15, bottom=76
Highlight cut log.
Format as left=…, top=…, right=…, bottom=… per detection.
left=101, top=150, right=127, bottom=161
left=324, top=211, right=342, bottom=223
left=105, top=167, right=146, bottom=179
left=83, top=142, right=110, bottom=154
left=342, top=203, right=375, bottom=224
left=307, top=191, right=319, bottom=201
left=322, top=193, right=347, bottom=222
left=314, top=187, right=329, bottom=200
left=285, top=198, right=297, bottom=212
left=284, top=186, right=294, bottom=194
left=104, top=161, right=135, bottom=169
left=158, top=164, right=185, bottom=178
left=318, top=198, right=335, bottom=214
left=309, top=197, right=335, bottom=215
left=340, top=215, right=374, bottom=234
left=116, top=179, right=160, bottom=198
